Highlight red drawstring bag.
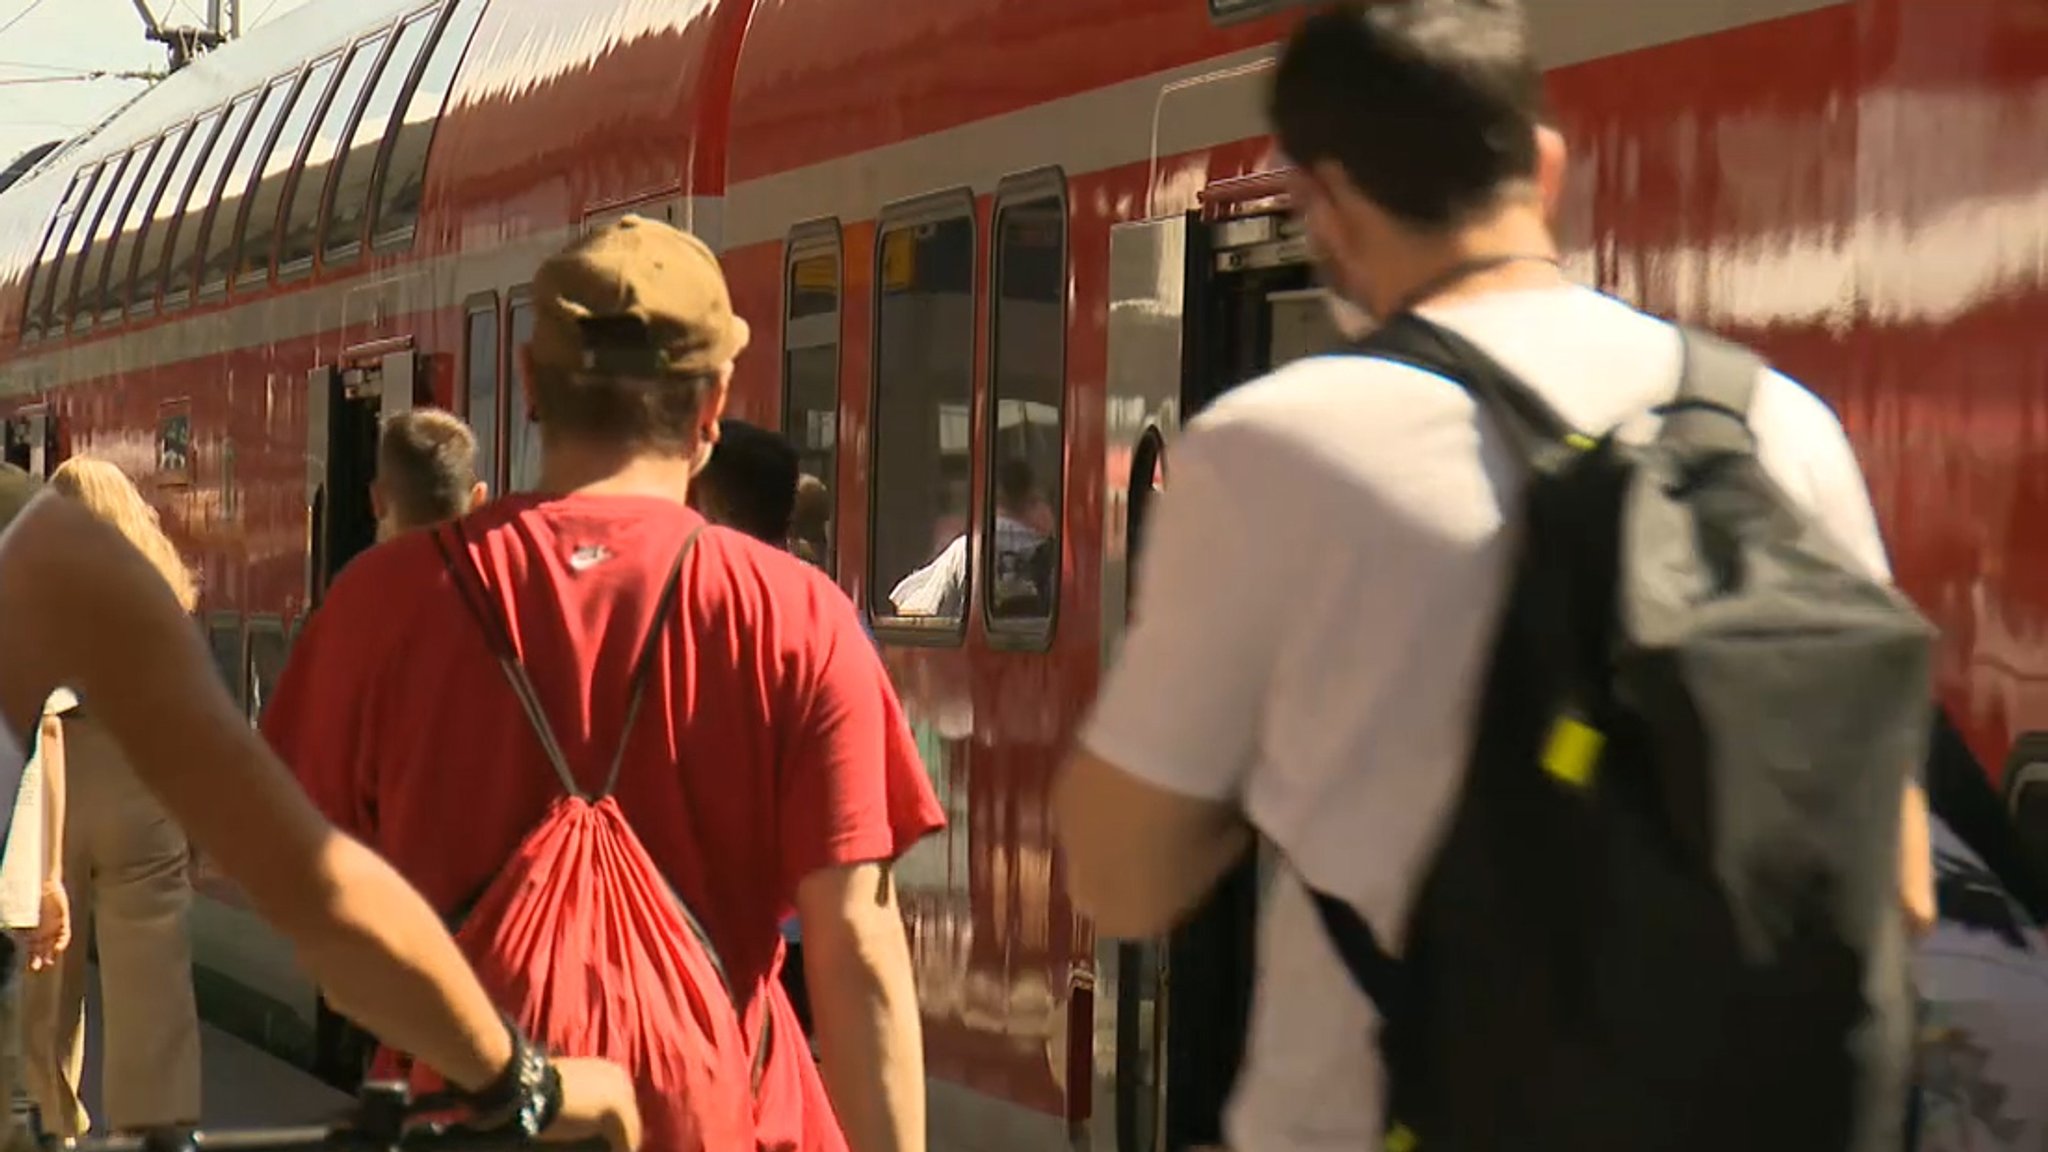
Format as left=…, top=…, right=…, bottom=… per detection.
left=367, top=523, right=762, bottom=1152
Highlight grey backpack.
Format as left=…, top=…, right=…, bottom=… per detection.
left=1309, top=312, right=1932, bottom=1152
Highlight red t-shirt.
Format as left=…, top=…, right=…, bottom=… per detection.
left=264, top=493, right=944, bottom=1152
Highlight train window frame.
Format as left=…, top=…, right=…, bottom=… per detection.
left=21, top=167, right=87, bottom=343
left=34, top=162, right=105, bottom=336
left=108, top=118, right=196, bottom=322
left=56, top=150, right=136, bottom=335
left=174, top=84, right=272, bottom=312
left=980, top=168, right=1067, bottom=648
left=866, top=187, right=978, bottom=643
left=503, top=286, right=538, bottom=496
left=277, top=28, right=394, bottom=283
left=225, top=54, right=341, bottom=298
left=79, top=135, right=167, bottom=332
left=782, top=217, right=842, bottom=578
left=244, top=613, right=290, bottom=724
left=369, top=0, right=488, bottom=254
left=323, top=5, right=439, bottom=267
left=463, top=291, right=502, bottom=494
left=142, top=104, right=228, bottom=317
left=206, top=612, right=249, bottom=716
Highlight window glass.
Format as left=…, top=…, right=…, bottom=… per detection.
left=188, top=79, right=286, bottom=295
left=465, top=305, right=500, bottom=491
left=783, top=241, right=839, bottom=572
left=986, top=194, right=1065, bottom=623
left=325, top=11, right=434, bottom=260
left=113, top=120, right=195, bottom=314
left=279, top=34, right=386, bottom=272
left=168, top=93, right=258, bottom=303
left=55, top=151, right=133, bottom=329
left=869, top=211, right=975, bottom=622
left=246, top=619, right=290, bottom=722
left=373, top=0, right=485, bottom=246
left=505, top=298, right=538, bottom=493
left=233, top=58, right=339, bottom=288
left=208, top=616, right=247, bottom=712
left=83, top=136, right=167, bottom=321
left=23, top=169, right=87, bottom=335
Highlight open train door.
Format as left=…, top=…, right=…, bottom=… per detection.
left=305, top=342, right=418, bottom=612
left=1093, top=176, right=1344, bottom=1152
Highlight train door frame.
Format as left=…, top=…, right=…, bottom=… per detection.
left=1094, top=172, right=1340, bottom=1152
left=304, top=338, right=417, bottom=611
left=3, top=404, right=54, bottom=477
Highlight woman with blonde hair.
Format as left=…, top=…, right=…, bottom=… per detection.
left=28, top=456, right=201, bottom=1136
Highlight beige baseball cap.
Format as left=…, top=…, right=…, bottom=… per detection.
left=528, top=215, right=751, bottom=382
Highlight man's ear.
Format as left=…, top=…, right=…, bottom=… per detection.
left=519, top=345, right=537, bottom=421
left=468, top=480, right=489, bottom=510
left=1534, top=124, right=1568, bottom=219
left=368, top=481, right=386, bottom=522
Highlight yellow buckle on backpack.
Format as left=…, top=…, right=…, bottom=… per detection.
left=1385, top=1124, right=1419, bottom=1152
left=1541, top=714, right=1604, bottom=790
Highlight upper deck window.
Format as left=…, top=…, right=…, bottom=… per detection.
left=279, top=32, right=388, bottom=277
left=81, top=135, right=167, bottom=325
left=192, top=81, right=288, bottom=301
left=22, top=169, right=87, bottom=339
left=54, top=151, right=133, bottom=332
left=324, top=9, right=436, bottom=264
left=1208, top=0, right=1310, bottom=21
left=232, top=56, right=340, bottom=290
left=868, top=195, right=976, bottom=630
left=108, top=121, right=193, bottom=318
left=371, top=0, right=487, bottom=250
left=135, top=110, right=218, bottom=315
left=170, top=91, right=261, bottom=305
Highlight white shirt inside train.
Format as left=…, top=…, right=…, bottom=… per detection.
left=1081, top=284, right=1893, bottom=1152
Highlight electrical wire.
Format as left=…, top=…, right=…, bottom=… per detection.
left=0, top=0, right=55, bottom=40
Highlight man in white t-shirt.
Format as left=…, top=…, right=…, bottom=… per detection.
left=1052, top=4, right=1936, bottom=1151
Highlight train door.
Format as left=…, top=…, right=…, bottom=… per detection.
left=1096, top=193, right=1341, bottom=1152
left=3, top=406, right=54, bottom=477
left=304, top=343, right=416, bottom=609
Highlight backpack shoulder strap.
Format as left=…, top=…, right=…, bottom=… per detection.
left=1306, top=884, right=1411, bottom=1020
left=1656, top=327, right=1765, bottom=456
left=1350, top=314, right=1590, bottom=474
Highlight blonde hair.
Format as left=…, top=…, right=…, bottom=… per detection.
left=51, top=456, right=199, bottom=612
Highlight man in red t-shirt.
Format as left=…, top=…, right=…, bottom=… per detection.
left=264, top=216, right=944, bottom=1152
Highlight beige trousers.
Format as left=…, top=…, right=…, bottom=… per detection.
left=23, top=715, right=202, bottom=1135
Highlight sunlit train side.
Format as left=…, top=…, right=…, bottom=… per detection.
left=2, top=0, right=2047, bottom=1148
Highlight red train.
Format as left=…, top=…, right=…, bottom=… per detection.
left=2, top=0, right=2046, bottom=1145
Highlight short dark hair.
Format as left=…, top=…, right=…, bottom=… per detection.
left=377, top=408, right=479, bottom=529
left=1269, top=0, right=1545, bottom=230
left=696, top=419, right=800, bottom=544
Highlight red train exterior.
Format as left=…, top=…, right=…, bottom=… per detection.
left=2, top=0, right=2045, bottom=1146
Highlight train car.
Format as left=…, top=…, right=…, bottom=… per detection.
left=3, top=0, right=2048, bottom=1147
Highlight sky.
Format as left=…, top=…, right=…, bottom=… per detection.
left=0, top=0, right=317, bottom=166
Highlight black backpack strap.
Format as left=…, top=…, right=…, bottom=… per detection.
left=1656, top=328, right=1764, bottom=456
left=1306, top=885, right=1411, bottom=1018
left=1351, top=314, right=1591, bottom=475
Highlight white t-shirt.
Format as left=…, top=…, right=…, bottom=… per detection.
left=1080, top=285, right=1892, bottom=1152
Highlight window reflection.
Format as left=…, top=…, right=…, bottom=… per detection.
left=987, top=193, right=1064, bottom=623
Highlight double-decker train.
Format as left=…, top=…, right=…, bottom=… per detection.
left=3, top=0, right=2048, bottom=1146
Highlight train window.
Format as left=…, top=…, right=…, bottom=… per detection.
left=984, top=175, right=1066, bottom=630
left=207, top=614, right=248, bottom=714
left=464, top=297, right=500, bottom=493
left=110, top=120, right=194, bottom=317
left=245, top=615, right=290, bottom=723
left=868, top=195, right=976, bottom=628
left=371, top=0, right=486, bottom=251
left=278, top=32, right=387, bottom=277
left=1208, top=0, right=1312, bottom=21
left=783, top=222, right=840, bottom=574
left=505, top=294, right=539, bottom=494
left=324, top=10, right=436, bottom=264
left=54, top=150, right=134, bottom=332
left=80, top=136, right=166, bottom=325
left=231, top=56, right=340, bottom=291
left=22, top=168, right=87, bottom=339
left=168, top=90, right=261, bottom=306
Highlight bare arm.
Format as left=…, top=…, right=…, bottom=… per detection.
left=797, top=862, right=925, bottom=1152
left=1900, top=779, right=1935, bottom=937
left=1054, top=748, right=1252, bottom=939
left=37, top=711, right=62, bottom=891
left=1, top=498, right=514, bottom=1088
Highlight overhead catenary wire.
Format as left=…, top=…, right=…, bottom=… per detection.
left=0, top=0, right=55, bottom=40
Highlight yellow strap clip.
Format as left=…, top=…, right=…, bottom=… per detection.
left=1541, top=713, right=1604, bottom=789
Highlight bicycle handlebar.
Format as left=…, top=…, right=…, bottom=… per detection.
left=57, top=1083, right=610, bottom=1152
left=60, top=1128, right=610, bottom=1152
